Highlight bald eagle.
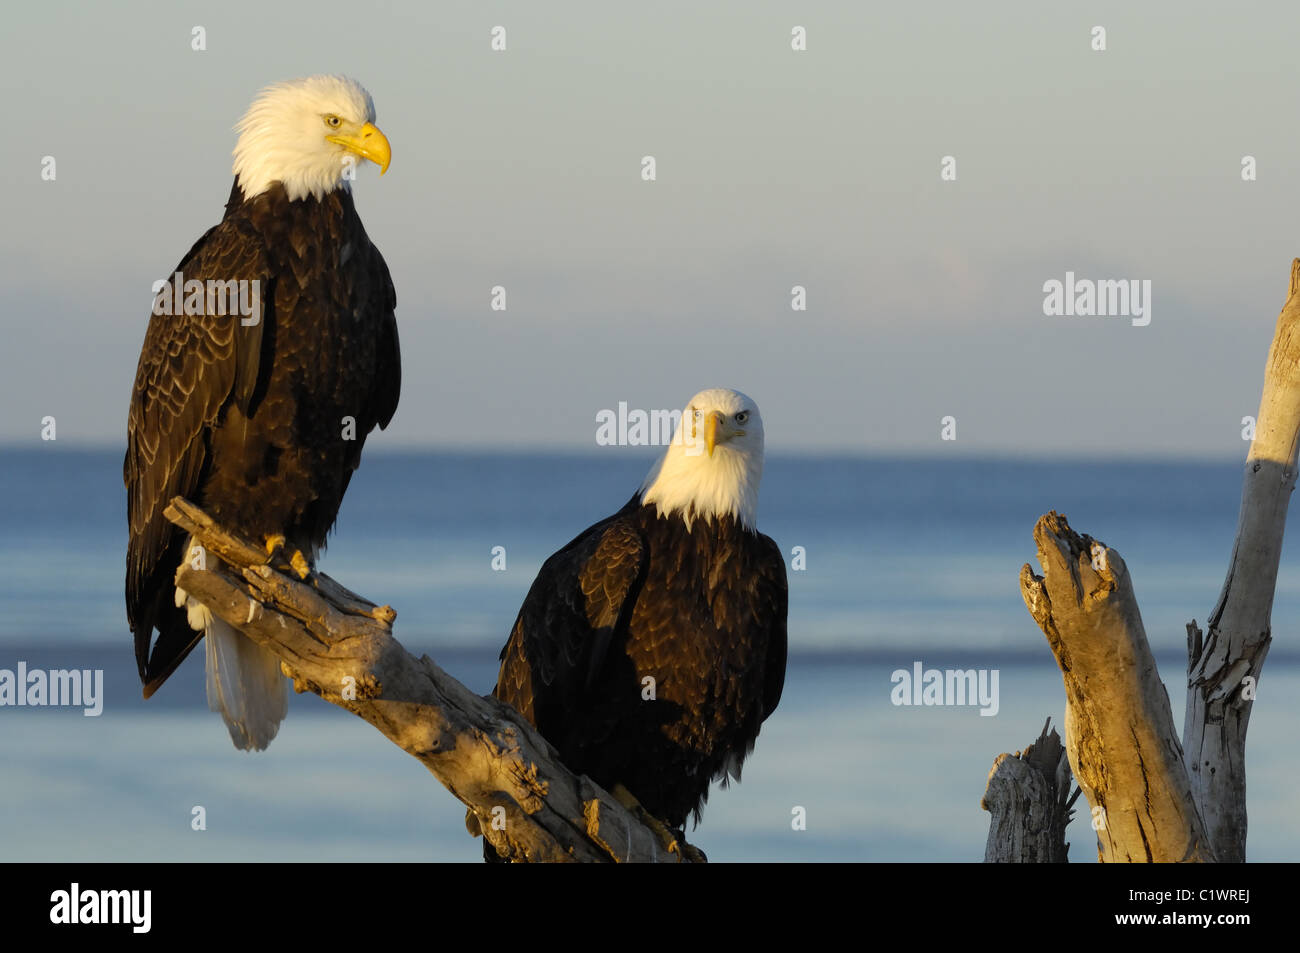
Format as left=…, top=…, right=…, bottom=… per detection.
left=125, top=75, right=401, bottom=750
left=487, top=388, right=787, bottom=860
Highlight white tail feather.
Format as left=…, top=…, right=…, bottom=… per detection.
left=176, top=578, right=288, bottom=751
left=202, top=615, right=288, bottom=750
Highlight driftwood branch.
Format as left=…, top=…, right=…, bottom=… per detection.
left=163, top=496, right=693, bottom=863
left=981, top=719, right=1077, bottom=863
left=1182, top=259, right=1300, bottom=862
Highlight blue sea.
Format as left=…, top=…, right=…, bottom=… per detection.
left=1, top=448, right=1297, bottom=862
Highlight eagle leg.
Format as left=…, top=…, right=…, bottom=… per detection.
left=611, top=783, right=706, bottom=863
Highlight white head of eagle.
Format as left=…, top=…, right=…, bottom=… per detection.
left=484, top=390, right=785, bottom=854
left=232, top=74, right=391, bottom=202
left=640, top=388, right=765, bottom=531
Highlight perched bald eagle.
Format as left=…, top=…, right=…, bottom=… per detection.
left=125, top=75, right=401, bottom=750
left=487, top=388, right=787, bottom=860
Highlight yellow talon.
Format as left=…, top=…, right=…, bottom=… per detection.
left=290, top=549, right=312, bottom=580
left=264, top=534, right=286, bottom=556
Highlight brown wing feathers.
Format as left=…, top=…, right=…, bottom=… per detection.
left=125, top=212, right=267, bottom=693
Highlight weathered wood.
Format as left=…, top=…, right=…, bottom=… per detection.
left=1020, top=513, right=1215, bottom=862
left=981, top=719, right=1077, bottom=863
left=164, top=496, right=694, bottom=863
left=1182, top=260, right=1300, bottom=862
left=165, top=498, right=396, bottom=626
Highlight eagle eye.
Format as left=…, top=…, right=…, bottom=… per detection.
left=325, top=115, right=342, bottom=128
left=735, top=411, right=749, bottom=424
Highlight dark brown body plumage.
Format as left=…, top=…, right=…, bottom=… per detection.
left=125, top=180, right=400, bottom=697
left=491, top=495, right=787, bottom=855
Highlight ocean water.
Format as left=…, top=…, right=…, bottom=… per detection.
left=0, top=448, right=1297, bottom=862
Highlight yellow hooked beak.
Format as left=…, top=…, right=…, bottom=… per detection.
left=704, top=411, right=725, bottom=457
left=327, top=121, right=391, bottom=175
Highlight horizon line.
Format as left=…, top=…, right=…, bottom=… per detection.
left=0, top=440, right=1251, bottom=466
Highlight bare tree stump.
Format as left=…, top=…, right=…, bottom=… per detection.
left=982, top=719, right=1077, bottom=863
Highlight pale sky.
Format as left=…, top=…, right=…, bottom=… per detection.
left=3, top=0, right=1299, bottom=456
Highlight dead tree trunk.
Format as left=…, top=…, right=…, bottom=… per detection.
left=1183, top=260, right=1300, bottom=862
left=988, top=258, right=1300, bottom=862
left=164, top=497, right=696, bottom=863
left=1019, top=514, right=1215, bottom=862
